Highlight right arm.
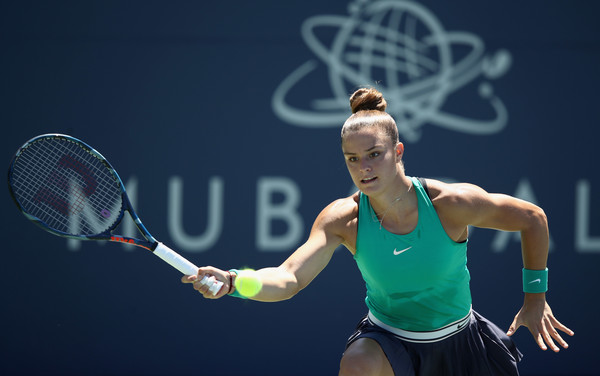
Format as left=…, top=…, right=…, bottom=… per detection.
left=182, top=196, right=358, bottom=301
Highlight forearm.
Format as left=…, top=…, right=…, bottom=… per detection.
left=227, top=204, right=343, bottom=302
left=520, top=206, right=549, bottom=270
left=230, top=266, right=300, bottom=302
left=519, top=207, right=550, bottom=303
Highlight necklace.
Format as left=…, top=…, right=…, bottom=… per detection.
left=373, top=183, right=412, bottom=229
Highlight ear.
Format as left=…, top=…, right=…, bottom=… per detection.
left=395, top=142, right=404, bottom=159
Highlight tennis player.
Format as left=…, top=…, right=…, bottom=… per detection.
left=183, top=88, right=573, bottom=375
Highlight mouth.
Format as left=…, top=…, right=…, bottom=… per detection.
left=361, top=176, right=378, bottom=184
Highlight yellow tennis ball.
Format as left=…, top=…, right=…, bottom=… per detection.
left=234, top=269, right=262, bottom=298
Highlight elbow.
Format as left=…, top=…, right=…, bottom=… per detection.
left=282, top=277, right=303, bottom=300
left=520, top=205, right=548, bottom=234
left=283, top=285, right=300, bottom=300
left=264, top=282, right=300, bottom=302
left=531, top=205, right=548, bottom=228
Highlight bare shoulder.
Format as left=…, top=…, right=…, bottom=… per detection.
left=423, top=178, right=488, bottom=207
left=423, top=179, right=492, bottom=227
left=316, top=191, right=359, bottom=227
left=312, top=191, right=359, bottom=251
left=422, top=178, right=546, bottom=232
left=421, top=178, right=491, bottom=239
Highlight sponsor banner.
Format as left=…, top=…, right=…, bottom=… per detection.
left=1, top=1, right=597, bottom=375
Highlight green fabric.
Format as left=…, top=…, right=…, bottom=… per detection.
left=355, top=177, right=472, bottom=331
left=522, top=268, right=548, bottom=293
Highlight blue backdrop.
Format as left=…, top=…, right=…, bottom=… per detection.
left=1, top=1, right=598, bottom=375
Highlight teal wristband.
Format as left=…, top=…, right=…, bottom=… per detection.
left=227, top=269, right=248, bottom=299
left=522, top=268, right=548, bottom=293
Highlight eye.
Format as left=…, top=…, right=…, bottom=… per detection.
left=347, top=156, right=358, bottom=163
left=369, top=151, right=380, bottom=158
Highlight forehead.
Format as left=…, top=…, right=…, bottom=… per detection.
left=342, top=128, right=390, bottom=153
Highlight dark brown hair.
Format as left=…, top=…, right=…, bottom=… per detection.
left=341, top=88, right=399, bottom=145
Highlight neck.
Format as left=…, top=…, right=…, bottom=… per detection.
left=370, top=177, right=415, bottom=224
left=375, top=176, right=413, bottom=206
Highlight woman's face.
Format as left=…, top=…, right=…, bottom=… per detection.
left=342, top=127, right=403, bottom=196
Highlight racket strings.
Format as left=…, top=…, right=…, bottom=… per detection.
left=10, top=137, right=123, bottom=237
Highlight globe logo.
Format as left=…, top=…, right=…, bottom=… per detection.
left=272, top=0, right=512, bottom=142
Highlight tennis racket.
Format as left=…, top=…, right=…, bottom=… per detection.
left=8, top=133, right=223, bottom=295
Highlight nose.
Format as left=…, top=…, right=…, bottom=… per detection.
left=359, top=159, right=371, bottom=172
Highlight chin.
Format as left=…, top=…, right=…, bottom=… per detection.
left=357, top=182, right=380, bottom=195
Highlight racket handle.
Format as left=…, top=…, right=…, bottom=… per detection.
left=153, top=242, right=223, bottom=295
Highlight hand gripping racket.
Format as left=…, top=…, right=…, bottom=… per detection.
left=7, top=134, right=223, bottom=295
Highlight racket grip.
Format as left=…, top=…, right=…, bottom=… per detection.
left=153, top=242, right=223, bottom=295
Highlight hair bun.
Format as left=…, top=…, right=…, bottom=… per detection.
left=349, top=88, right=387, bottom=114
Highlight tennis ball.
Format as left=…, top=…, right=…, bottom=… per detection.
left=234, top=269, right=263, bottom=298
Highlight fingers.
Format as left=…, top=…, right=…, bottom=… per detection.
left=550, top=316, right=575, bottom=337
left=547, top=316, right=574, bottom=350
left=180, top=267, right=228, bottom=299
left=545, top=323, right=567, bottom=351
left=506, top=318, right=519, bottom=337
left=510, top=301, right=574, bottom=352
left=506, top=309, right=524, bottom=337
left=531, top=314, right=573, bottom=352
left=192, top=274, right=222, bottom=298
left=539, top=321, right=556, bottom=352
left=540, top=311, right=575, bottom=352
left=533, top=330, right=549, bottom=351
left=181, top=274, right=197, bottom=284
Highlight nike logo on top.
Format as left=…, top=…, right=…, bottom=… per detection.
left=528, top=278, right=542, bottom=284
left=393, top=246, right=412, bottom=255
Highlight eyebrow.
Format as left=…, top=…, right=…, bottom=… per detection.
left=343, top=145, right=383, bottom=155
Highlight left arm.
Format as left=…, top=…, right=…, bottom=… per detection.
left=431, top=181, right=574, bottom=352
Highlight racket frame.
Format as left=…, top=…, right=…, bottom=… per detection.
left=8, top=134, right=223, bottom=294
left=8, top=134, right=157, bottom=249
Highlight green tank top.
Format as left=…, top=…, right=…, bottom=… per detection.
left=355, top=177, right=471, bottom=331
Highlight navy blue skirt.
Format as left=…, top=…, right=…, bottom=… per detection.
left=345, top=310, right=522, bottom=376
